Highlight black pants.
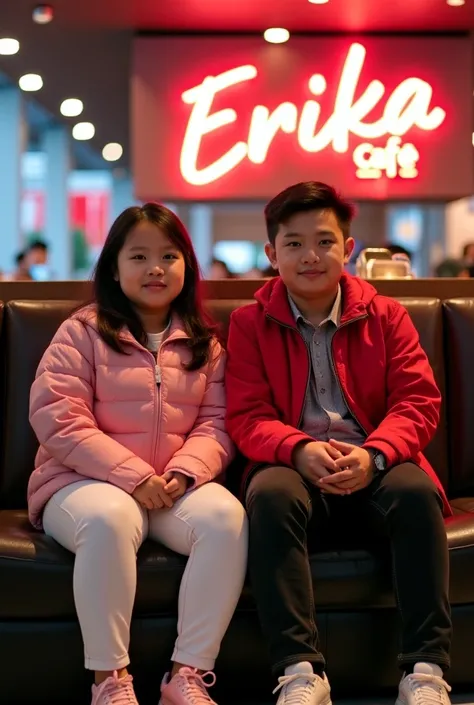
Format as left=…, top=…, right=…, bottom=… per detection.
left=246, top=463, right=452, bottom=675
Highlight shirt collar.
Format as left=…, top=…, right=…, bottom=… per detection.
left=288, top=285, right=342, bottom=328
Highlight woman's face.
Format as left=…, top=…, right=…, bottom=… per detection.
left=116, top=221, right=186, bottom=321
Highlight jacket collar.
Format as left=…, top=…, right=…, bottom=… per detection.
left=76, top=306, right=189, bottom=350
left=119, top=313, right=188, bottom=349
left=288, top=285, right=342, bottom=328
left=256, top=272, right=375, bottom=328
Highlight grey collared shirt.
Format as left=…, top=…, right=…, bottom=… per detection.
left=288, top=287, right=367, bottom=446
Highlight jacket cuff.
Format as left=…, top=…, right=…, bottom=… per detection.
left=362, top=439, right=398, bottom=468
left=110, top=468, right=155, bottom=494
left=277, top=432, right=314, bottom=468
left=164, top=456, right=211, bottom=488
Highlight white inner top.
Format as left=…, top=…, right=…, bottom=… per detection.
left=146, top=321, right=171, bottom=353
left=146, top=323, right=171, bottom=385
left=146, top=330, right=167, bottom=353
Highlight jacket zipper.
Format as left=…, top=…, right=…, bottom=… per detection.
left=123, top=330, right=186, bottom=470
left=144, top=348, right=161, bottom=469
left=330, top=315, right=369, bottom=435
left=149, top=333, right=187, bottom=468
left=154, top=350, right=163, bottom=469
left=266, top=314, right=311, bottom=429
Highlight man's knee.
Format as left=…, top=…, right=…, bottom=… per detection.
left=379, top=463, right=443, bottom=515
left=246, top=465, right=310, bottom=521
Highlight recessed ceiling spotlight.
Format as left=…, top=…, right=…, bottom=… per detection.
left=32, top=4, right=55, bottom=24
left=446, top=0, right=465, bottom=5
left=19, top=73, right=43, bottom=92
left=308, top=0, right=329, bottom=4
left=263, top=28, right=290, bottom=44
left=60, top=98, right=84, bottom=117
left=0, top=38, right=20, bottom=55
left=102, top=143, right=124, bottom=162
left=72, top=122, right=95, bottom=141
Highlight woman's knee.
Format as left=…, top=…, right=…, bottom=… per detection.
left=191, top=484, right=248, bottom=543
left=76, top=493, right=146, bottom=550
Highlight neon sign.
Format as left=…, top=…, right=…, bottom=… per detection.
left=180, top=43, right=446, bottom=186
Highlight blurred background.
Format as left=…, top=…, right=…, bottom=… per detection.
left=0, top=0, right=473, bottom=283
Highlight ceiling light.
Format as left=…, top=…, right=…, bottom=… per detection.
left=308, top=0, right=329, bottom=4
left=446, top=0, right=465, bottom=5
left=263, top=28, right=290, bottom=44
left=19, top=74, right=43, bottom=92
left=60, top=98, right=84, bottom=117
left=72, top=122, right=95, bottom=141
left=32, top=5, right=55, bottom=24
left=472, top=132, right=474, bottom=147
left=102, top=143, right=123, bottom=162
left=0, top=38, right=20, bottom=55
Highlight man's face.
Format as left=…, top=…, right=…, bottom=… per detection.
left=265, top=209, right=354, bottom=301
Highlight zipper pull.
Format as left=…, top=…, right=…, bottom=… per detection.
left=155, top=365, right=161, bottom=385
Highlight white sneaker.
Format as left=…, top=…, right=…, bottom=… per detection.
left=273, top=662, right=332, bottom=705
left=396, top=663, right=452, bottom=705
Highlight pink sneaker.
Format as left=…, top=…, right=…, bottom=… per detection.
left=160, top=667, right=217, bottom=705
left=91, top=671, right=139, bottom=705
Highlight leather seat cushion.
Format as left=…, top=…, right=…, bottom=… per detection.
left=1, top=508, right=473, bottom=619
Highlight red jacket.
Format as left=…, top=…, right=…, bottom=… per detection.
left=225, top=273, right=451, bottom=516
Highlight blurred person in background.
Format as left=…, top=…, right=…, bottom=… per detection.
left=12, top=251, right=33, bottom=281
left=435, top=259, right=470, bottom=278
left=386, top=243, right=413, bottom=263
left=207, top=258, right=234, bottom=279
left=241, top=267, right=264, bottom=279
left=462, top=243, right=474, bottom=267
left=25, top=239, right=50, bottom=280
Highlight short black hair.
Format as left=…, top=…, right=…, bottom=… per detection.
left=435, top=258, right=467, bottom=278
left=463, top=242, right=474, bottom=258
left=16, top=251, right=26, bottom=265
left=386, top=243, right=412, bottom=261
left=264, top=181, right=355, bottom=245
left=28, top=239, right=48, bottom=252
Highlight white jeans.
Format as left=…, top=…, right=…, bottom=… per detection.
left=43, top=479, right=248, bottom=672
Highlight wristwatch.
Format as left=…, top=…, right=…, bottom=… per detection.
left=368, top=449, right=387, bottom=473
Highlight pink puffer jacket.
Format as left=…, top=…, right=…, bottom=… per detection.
left=27, top=307, right=234, bottom=528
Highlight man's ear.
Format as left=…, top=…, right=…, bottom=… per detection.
left=344, top=237, right=355, bottom=264
left=265, top=242, right=279, bottom=270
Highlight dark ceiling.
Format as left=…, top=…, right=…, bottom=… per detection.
left=0, top=0, right=472, bottom=170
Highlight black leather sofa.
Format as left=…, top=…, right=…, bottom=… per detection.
left=1, top=280, right=474, bottom=704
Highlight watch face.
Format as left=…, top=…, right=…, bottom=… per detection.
left=375, top=454, right=385, bottom=471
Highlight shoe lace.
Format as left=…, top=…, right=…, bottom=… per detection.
left=407, top=673, right=452, bottom=705
left=273, top=672, right=322, bottom=705
left=177, top=668, right=217, bottom=705
left=99, top=674, right=136, bottom=705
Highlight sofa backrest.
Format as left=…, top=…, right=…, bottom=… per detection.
left=0, top=294, right=464, bottom=509
left=0, top=301, right=76, bottom=507
left=397, top=298, right=448, bottom=489
left=443, top=300, right=474, bottom=497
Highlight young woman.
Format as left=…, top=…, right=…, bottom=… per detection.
left=28, top=203, right=248, bottom=705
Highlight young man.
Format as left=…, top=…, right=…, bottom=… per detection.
left=225, top=182, right=452, bottom=705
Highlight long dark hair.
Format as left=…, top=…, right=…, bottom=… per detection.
left=90, top=202, right=215, bottom=371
